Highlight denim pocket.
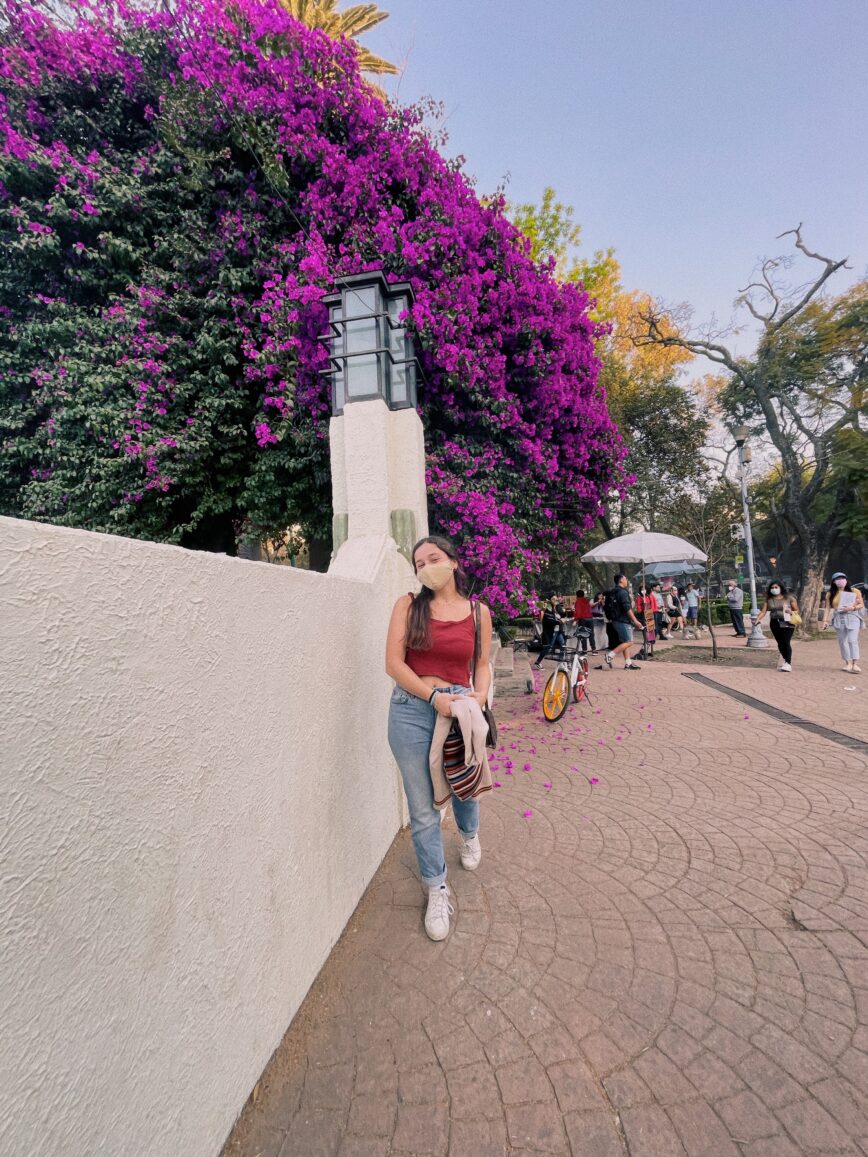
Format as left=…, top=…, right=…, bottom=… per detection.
left=390, top=687, right=412, bottom=705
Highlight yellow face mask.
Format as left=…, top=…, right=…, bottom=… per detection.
left=416, top=562, right=455, bottom=591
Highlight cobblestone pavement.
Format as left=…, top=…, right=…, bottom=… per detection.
left=223, top=640, right=868, bottom=1157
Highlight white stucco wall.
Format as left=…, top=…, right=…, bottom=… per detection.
left=330, top=399, right=429, bottom=542
left=0, top=514, right=414, bottom=1157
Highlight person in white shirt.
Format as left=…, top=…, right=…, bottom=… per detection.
left=824, top=571, right=864, bottom=673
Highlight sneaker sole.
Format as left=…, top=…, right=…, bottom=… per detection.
left=461, top=857, right=481, bottom=871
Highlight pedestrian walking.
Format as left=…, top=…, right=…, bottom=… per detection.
left=533, top=600, right=568, bottom=668
left=591, top=591, right=607, bottom=652
left=726, top=580, right=747, bottom=637
left=602, top=587, right=621, bottom=654
left=385, top=535, right=492, bottom=940
left=824, top=571, right=864, bottom=673
left=573, top=589, right=596, bottom=653
left=604, top=574, right=644, bottom=670
left=757, top=581, right=800, bottom=672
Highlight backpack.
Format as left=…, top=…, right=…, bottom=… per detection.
left=603, top=588, right=619, bottom=620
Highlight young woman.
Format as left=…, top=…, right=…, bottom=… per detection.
left=664, top=585, right=685, bottom=634
left=385, top=535, right=492, bottom=941
left=757, top=580, right=800, bottom=671
left=824, top=571, right=864, bottom=673
left=677, top=587, right=694, bottom=639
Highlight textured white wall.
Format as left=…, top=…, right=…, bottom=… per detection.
left=0, top=515, right=413, bottom=1157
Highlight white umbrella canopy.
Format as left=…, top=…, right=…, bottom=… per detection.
left=581, top=531, right=707, bottom=565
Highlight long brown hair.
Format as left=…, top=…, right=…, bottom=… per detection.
left=406, top=535, right=471, bottom=650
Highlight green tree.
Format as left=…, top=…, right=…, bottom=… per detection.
left=637, top=229, right=866, bottom=623
left=665, top=478, right=742, bottom=659
left=278, top=0, right=399, bottom=76
left=509, top=189, right=703, bottom=546
left=510, top=187, right=620, bottom=322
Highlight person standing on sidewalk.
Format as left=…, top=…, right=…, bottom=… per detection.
left=824, top=571, right=863, bottom=673
left=685, top=581, right=702, bottom=635
left=664, top=583, right=685, bottom=634
left=726, top=580, right=747, bottom=637
left=573, top=589, right=596, bottom=654
left=385, top=535, right=492, bottom=941
left=605, top=574, right=644, bottom=671
left=757, top=581, right=800, bottom=672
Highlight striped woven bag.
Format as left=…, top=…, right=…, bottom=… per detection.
left=442, top=722, right=484, bottom=801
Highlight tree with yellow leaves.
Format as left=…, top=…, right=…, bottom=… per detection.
left=509, top=189, right=703, bottom=538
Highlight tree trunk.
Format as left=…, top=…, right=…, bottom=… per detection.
left=705, top=595, right=718, bottom=659
left=797, top=552, right=828, bottom=631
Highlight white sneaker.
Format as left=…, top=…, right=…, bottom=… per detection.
left=852, top=664, right=862, bottom=674
left=604, top=652, right=614, bottom=668
left=425, top=884, right=453, bottom=941
left=780, top=662, right=792, bottom=672
left=460, top=832, right=481, bottom=871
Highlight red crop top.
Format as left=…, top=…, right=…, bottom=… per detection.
left=405, top=613, right=475, bottom=687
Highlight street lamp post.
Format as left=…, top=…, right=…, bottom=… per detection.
left=319, top=271, right=427, bottom=563
left=733, top=425, right=768, bottom=649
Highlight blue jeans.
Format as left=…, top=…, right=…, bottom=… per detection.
left=388, top=684, right=480, bottom=888
left=536, top=629, right=566, bottom=663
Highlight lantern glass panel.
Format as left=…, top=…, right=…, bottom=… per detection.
left=344, top=285, right=378, bottom=319
left=332, top=367, right=346, bottom=413
left=390, top=362, right=408, bottom=405
left=345, top=353, right=381, bottom=399
left=345, top=316, right=379, bottom=354
left=388, top=295, right=409, bottom=349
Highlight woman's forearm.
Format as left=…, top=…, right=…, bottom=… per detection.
left=386, top=659, right=444, bottom=701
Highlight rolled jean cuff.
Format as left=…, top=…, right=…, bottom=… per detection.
left=422, top=867, right=447, bottom=890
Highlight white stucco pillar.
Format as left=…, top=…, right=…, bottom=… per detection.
left=328, top=398, right=429, bottom=578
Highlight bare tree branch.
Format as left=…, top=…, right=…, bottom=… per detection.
left=769, top=224, right=850, bottom=332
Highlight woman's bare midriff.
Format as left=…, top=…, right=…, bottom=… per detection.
left=418, top=673, right=456, bottom=690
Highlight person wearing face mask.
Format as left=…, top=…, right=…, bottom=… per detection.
left=726, top=580, right=747, bottom=638
left=757, top=581, right=800, bottom=671
left=385, top=535, right=493, bottom=941
left=824, top=572, right=864, bottom=674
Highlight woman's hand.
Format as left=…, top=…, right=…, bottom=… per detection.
left=433, top=693, right=459, bottom=716
left=471, top=690, right=488, bottom=709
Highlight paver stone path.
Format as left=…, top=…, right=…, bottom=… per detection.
left=223, top=641, right=868, bottom=1156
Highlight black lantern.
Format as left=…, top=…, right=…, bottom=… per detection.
left=320, top=272, right=417, bottom=415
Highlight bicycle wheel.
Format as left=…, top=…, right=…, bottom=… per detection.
left=543, top=669, right=570, bottom=722
left=573, top=677, right=586, bottom=703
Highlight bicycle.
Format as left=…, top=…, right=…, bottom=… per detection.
left=541, top=626, right=593, bottom=721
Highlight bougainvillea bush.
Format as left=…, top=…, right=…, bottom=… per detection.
left=0, top=0, right=626, bottom=611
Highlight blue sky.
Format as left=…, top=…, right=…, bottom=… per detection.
left=366, top=0, right=868, bottom=360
